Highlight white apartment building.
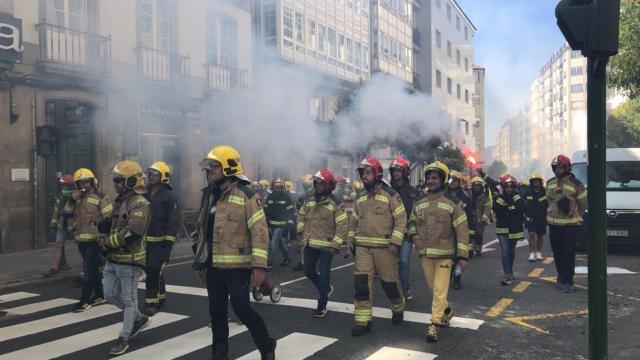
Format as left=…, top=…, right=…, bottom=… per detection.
left=473, top=65, right=485, bottom=152
left=413, top=0, right=477, bottom=150
left=369, top=0, right=413, bottom=83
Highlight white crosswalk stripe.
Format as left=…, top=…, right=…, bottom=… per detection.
left=3, top=298, right=76, bottom=316
left=365, top=346, right=438, bottom=360
left=236, top=332, right=338, bottom=360
left=0, top=312, right=186, bottom=360
left=0, top=292, right=39, bottom=303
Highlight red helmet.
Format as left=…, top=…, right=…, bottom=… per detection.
left=59, top=174, right=74, bottom=186
left=313, top=168, right=337, bottom=192
left=335, top=174, right=347, bottom=185
left=551, top=154, right=572, bottom=172
left=358, top=156, right=383, bottom=180
left=389, top=156, right=410, bottom=177
left=499, top=173, right=517, bottom=185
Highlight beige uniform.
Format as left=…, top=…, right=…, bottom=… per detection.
left=297, top=195, right=349, bottom=250
left=64, top=190, right=113, bottom=242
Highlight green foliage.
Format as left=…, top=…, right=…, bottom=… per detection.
left=487, top=160, right=508, bottom=179
left=609, top=0, right=640, bottom=98
left=395, top=136, right=465, bottom=171
left=607, top=97, right=640, bottom=147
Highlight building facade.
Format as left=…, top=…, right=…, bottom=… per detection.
left=0, top=0, right=253, bottom=252
left=369, top=0, right=413, bottom=83
left=472, top=65, right=485, bottom=152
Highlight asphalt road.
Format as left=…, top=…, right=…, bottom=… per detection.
left=1, top=226, right=639, bottom=360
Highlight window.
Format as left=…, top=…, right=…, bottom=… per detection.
left=46, top=0, right=87, bottom=30
left=447, top=41, right=451, bottom=57
left=435, top=29, right=441, bottom=49
left=446, top=3, right=451, bottom=21
left=571, top=50, right=582, bottom=58
left=308, top=20, right=316, bottom=49
left=318, top=25, right=326, bottom=53
left=465, top=89, right=469, bottom=103
left=464, top=120, right=469, bottom=135
left=356, top=42, right=362, bottom=69
left=138, top=0, right=170, bottom=50
left=456, top=83, right=461, bottom=99
left=328, top=28, right=337, bottom=57
left=447, top=77, right=452, bottom=94
left=362, top=0, right=369, bottom=17
left=263, top=4, right=276, bottom=46
left=295, top=11, right=304, bottom=44
left=283, top=6, right=293, bottom=41
left=347, top=38, right=354, bottom=65
left=436, top=70, right=442, bottom=88
left=363, top=46, right=369, bottom=71
left=456, top=49, right=460, bottom=65
left=338, top=34, right=345, bottom=62
left=464, top=57, right=468, bottom=72
left=571, top=66, right=583, bottom=76
left=571, top=84, right=584, bottom=93
left=219, top=17, right=237, bottom=66
left=571, top=100, right=584, bottom=110
left=464, top=26, right=468, bottom=40
left=456, top=15, right=460, bottom=31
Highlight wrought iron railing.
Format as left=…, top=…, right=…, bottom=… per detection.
left=206, top=63, right=249, bottom=91
left=135, top=46, right=190, bottom=85
left=37, top=23, right=111, bottom=73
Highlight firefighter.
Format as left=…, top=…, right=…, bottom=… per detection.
left=389, top=156, right=421, bottom=300
left=469, top=177, right=492, bottom=256
left=525, top=172, right=548, bottom=262
left=547, top=155, right=587, bottom=293
left=285, top=180, right=299, bottom=265
left=192, top=145, right=275, bottom=359
left=265, top=178, right=294, bottom=268
left=293, top=174, right=315, bottom=272
left=258, top=179, right=271, bottom=204
left=492, top=174, right=525, bottom=286
left=98, top=160, right=151, bottom=356
left=43, top=174, right=75, bottom=277
left=298, top=168, right=348, bottom=317
left=64, top=168, right=112, bottom=312
left=334, top=174, right=347, bottom=203
left=341, top=178, right=358, bottom=228
left=447, top=170, right=474, bottom=290
left=407, top=161, right=469, bottom=342
left=347, top=156, right=407, bottom=337
left=143, top=161, right=180, bottom=316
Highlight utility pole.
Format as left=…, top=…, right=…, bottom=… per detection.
left=555, top=1, right=620, bottom=359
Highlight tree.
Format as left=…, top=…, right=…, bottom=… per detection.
left=607, top=97, right=640, bottom=147
left=394, top=136, right=465, bottom=172
left=487, top=160, right=508, bottom=179
left=609, top=0, right=640, bottom=98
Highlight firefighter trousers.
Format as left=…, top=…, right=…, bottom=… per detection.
left=145, top=242, right=172, bottom=307
left=421, top=257, right=453, bottom=326
left=353, top=246, right=404, bottom=325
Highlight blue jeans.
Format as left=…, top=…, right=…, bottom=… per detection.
left=498, top=235, right=517, bottom=277
left=268, top=227, right=290, bottom=266
left=78, top=242, right=103, bottom=304
left=103, top=262, right=144, bottom=339
left=303, top=246, right=333, bottom=306
left=399, top=238, right=413, bottom=292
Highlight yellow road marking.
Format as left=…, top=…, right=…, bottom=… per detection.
left=528, top=268, right=544, bottom=278
left=512, top=281, right=532, bottom=293
left=505, top=310, right=588, bottom=335
left=540, top=276, right=640, bottom=302
left=543, top=257, right=554, bottom=264
left=486, top=298, right=514, bottom=317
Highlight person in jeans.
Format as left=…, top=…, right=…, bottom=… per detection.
left=264, top=178, right=294, bottom=269
left=64, top=168, right=112, bottom=312
left=491, top=174, right=525, bottom=286
left=298, top=168, right=348, bottom=317
left=43, top=174, right=74, bottom=277
left=99, top=160, right=151, bottom=356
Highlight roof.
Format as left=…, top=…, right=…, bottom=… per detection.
left=452, top=0, right=477, bottom=32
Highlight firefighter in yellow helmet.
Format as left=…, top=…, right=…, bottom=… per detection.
left=192, top=145, right=275, bottom=359
left=407, top=161, right=469, bottom=342
left=63, top=168, right=112, bottom=312
left=525, top=172, right=547, bottom=262
left=143, top=161, right=180, bottom=316
left=98, top=160, right=150, bottom=356
left=469, top=176, right=492, bottom=256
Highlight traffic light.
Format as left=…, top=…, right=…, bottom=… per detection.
left=555, top=0, right=620, bottom=56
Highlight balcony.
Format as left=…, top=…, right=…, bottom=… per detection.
left=135, top=46, right=190, bottom=86
left=37, top=23, right=111, bottom=75
left=412, top=28, right=421, bottom=50
left=206, top=63, right=249, bottom=92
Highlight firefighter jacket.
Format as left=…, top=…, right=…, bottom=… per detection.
left=145, top=184, right=180, bottom=245
left=296, top=189, right=314, bottom=211
left=341, top=186, right=357, bottom=212
left=471, top=191, right=492, bottom=226
left=493, top=193, right=525, bottom=240
left=449, top=188, right=476, bottom=237
left=407, top=189, right=470, bottom=260
left=264, top=190, right=295, bottom=228
left=193, top=181, right=269, bottom=269
left=346, top=182, right=407, bottom=248
left=64, top=190, right=113, bottom=242
left=297, top=194, right=349, bottom=250
left=525, top=187, right=548, bottom=228
left=50, top=194, right=70, bottom=231
left=104, top=191, right=150, bottom=267
left=546, top=175, right=588, bottom=226
left=391, top=181, right=421, bottom=221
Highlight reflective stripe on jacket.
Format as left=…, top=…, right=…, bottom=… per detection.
left=64, top=190, right=112, bottom=242
left=145, top=184, right=180, bottom=244
left=297, top=194, right=349, bottom=250
left=493, top=193, right=525, bottom=240
left=546, top=175, right=588, bottom=226
left=105, top=192, right=149, bottom=267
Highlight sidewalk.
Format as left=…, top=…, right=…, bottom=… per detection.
left=0, top=240, right=194, bottom=290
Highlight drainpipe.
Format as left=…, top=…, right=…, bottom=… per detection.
left=32, top=91, right=38, bottom=250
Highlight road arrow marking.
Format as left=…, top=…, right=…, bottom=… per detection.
left=504, top=310, right=588, bottom=335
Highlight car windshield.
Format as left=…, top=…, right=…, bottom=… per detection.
left=571, top=161, right=640, bottom=191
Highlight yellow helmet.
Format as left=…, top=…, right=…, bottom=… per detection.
left=201, top=145, right=243, bottom=177
left=470, top=176, right=485, bottom=185
left=449, top=170, right=464, bottom=181
left=73, top=168, right=96, bottom=189
left=148, top=161, right=170, bottom=184
left=112, top=160, right=146, bottom=194
left=424, top=161, right=450, bottom=184
left=259, top=179, right=270, bottom=188
left=285, top=180, right=294, bottom=192
left=301, top=174, right=313, bottom=191
left=530, top=172, right=544, bottom=182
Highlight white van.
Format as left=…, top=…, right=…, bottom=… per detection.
left=571, top=148, right=640, bottom=246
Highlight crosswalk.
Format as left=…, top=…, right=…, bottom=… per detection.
left=0, top=287, right=487, bottom=359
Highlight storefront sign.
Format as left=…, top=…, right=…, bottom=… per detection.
left=0, top=13, right=23, bottom=63
left=11, top=168, right=29, bottom=182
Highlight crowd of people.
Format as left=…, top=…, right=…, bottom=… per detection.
left=41, top=145, right=587, bottom=358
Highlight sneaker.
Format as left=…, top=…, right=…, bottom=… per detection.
left=109, top=337, right=129, bottom=356
left=453, top=277, right=462, bottom=290
left=391, top=313, right=404, bottom=325
left=58, top=264, right=72, bottom=271
left=327, top=285, right=334, bottom=299
left=528, top=252, right=536, bottom=262
left=143, top=306, right=158, bottom=317
left=536, top=252, right=543, bottom=261
left=440, top=307, right=453, bottom=328
left=351, top=323, right=371, bottom=337
left=403, top=289, right=413, bottom=301
left=91, top=297, right=107, bottom=307
left=562, top=283, right=575, bottom=293
left=280, top=258, right=292, bottom=267
left=500, top=276, right=512, bottom=286
left=72, top=302, right=92, bottom=313
left=42, top=268, right=59, bottom=277
left=293, top=262, right=304, bottom=272
left=313, top=306, right=327, bottom=318
left=426, top=324, right=439, bottom=342
left=130, top=315, right=151, bottom=339
left=510, top=275, right=516, bottom=281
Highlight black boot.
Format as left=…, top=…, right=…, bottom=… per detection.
left=211, top=342, right=229, bottom=360
left=351, top=322, right=371, bottom=336
left=256, top=337, right=276, bottom=360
